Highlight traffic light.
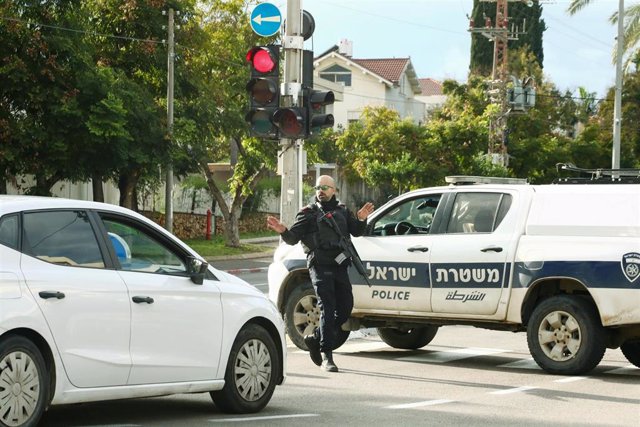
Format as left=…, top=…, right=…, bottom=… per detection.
left=307, top=90, right=335, bottom=133
left=245, top=46, right=280, bottom=138
left=273, top=107, right=306, bottom=138
left=301, top=49, right=334, bottom=136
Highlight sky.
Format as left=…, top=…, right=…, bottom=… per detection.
left=267, top=0, right=626, bottom=99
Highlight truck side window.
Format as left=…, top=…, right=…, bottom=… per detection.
left=446, top=193, right=511, bottom=234
left=372, top=195, right=441, bottom=236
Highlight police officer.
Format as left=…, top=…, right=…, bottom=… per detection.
left=267, top=175, right=374, bottom=372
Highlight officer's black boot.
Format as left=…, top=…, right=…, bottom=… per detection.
left=321, top=352, right=338, bottom=372
left=304, top=335, right=322, bottom=366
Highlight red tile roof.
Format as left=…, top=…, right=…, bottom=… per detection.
left=418, top=78, right=443, bottom=96
left=352, top=58, right=410, bottom=83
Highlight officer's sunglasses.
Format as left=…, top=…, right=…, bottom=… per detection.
left=314, top=185, right=333, bottom=191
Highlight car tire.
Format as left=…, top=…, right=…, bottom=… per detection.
left=377, top=326, right=439, bottom=350
left=527, top=295, right=606, bottom=375
left=284, top=283, right=350, bottom=351
left=211, top=324, right=279, bottom=414
left=620, top=340, right=640, bottom=368
left=0, top=335, right=49, bottom=427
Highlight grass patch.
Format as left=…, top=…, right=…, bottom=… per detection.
left=184, top=234, right=276, bottom=257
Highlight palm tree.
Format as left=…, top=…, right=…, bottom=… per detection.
left=568, top=0, right=640, bottom=69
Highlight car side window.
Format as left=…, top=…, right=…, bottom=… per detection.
left=101, top=217, right=187, bottom=275
left=445, top=193, right=511, bottom=234
left=22, top=210, right=105, bottom=268
left=0, top=214, right=19, bottom=250
left=372, top=195, right=441, bottom=236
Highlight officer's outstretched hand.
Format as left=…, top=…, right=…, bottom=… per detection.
left=266, top=215, right=286, bottom=234
left=357, top=202, right=375, bottom=221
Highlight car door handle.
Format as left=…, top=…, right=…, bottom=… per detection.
left=132, top=296, right=154, bottom=304
left=407, top=246, right=429, bottom=252
left=39, top=291, right=65, bottom=300
left=481, top=246, right=503, bottom=253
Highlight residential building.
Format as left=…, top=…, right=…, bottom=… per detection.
left=416, top=78, right=447, bottom=118
left=313, top=39, right=425, bottom=128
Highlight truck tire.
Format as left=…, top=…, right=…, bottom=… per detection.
left=620, top=340, right=640, bottom=368
left=284, top=283, right=349, bottom=351
left=377, top=326, right=439, bottom=350
left=527, top=295, right=605, bottom=375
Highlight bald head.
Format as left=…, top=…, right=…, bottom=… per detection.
left=315, top=175, right=336, bottom=202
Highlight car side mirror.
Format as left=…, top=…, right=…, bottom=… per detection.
left=187, top=256, right=209, bottom=285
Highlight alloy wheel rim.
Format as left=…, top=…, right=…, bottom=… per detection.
left=294, top=295, right=320, bottom=337
left=0, top=351, right=40, bottom=427
left=537, top=310, right=582, bottom=361
left=233, top=339, right=272, bottom=402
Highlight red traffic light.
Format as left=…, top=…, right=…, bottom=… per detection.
left=273, top=108, right=305, bottom=138
left=246, top=47, right=277, bottom=74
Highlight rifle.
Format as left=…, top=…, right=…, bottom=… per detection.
left=319, top=207, right=372, bottom=287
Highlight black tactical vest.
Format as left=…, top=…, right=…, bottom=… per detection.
left=301, top=203, right=349, bottom=264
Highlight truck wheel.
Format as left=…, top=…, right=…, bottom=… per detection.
left=211, top=324, right=279, bottom=414
left=377, top=326, right=439, bottom=350
left=0, top=335, right=49, bottom=427
left=620, top=340, right=640, bottom=368
left=284, top=283, right=349, bottom=351
left=527, top=295, right=605, bottom=375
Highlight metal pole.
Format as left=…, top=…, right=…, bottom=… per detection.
left=612, top=0, right=624, bottom=169
left=165, top=8, right=175, bottom=232
left=279, top=0, right=303, bottom=227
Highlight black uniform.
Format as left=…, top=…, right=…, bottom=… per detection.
left=281, top=196, right=366, bottom=353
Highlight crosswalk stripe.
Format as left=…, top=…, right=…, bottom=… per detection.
left=498, top=358, right=541, bottom=370
left=489, top=385, right=537, bottom=395
left=385, top=399, right=455, bottom=409
left=605, top=365, right=640, bottom=376
left=398, top=347, right=508, bottom=363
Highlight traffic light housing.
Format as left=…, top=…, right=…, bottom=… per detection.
left=302, top=49, right=334, bottom=136
left=246, top=46, right=280, bottom=138
left=273, top=107, right=306, bottom=138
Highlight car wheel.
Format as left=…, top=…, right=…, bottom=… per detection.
left=620, top=340, right=640, bottom=368
left=211, top=324, right=279, bottom=414
left=377, top=326, right=439, bottom=349
left=284, top=283, right=350, bottom=351
left=527, top=295, right=605, bottom=375
left=0, top=335, right=49, bottom=427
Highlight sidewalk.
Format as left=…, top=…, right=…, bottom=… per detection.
left=205, top=236, right=280, bottom=275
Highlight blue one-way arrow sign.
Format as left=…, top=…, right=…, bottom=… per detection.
left=250, top=3, right=282, bottom=37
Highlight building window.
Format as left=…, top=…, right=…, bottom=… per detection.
left=319, top=64, right=352, bottom=86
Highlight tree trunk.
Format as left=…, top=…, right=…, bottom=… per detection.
left=0, top=171, right=6, bottom=195
left=92, top=174, right=104, bottom=202
left=224, top=205, right=241, bottom=247
left=118, top=170, right=140, bottom=210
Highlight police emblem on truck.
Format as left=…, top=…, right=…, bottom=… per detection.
left=621, top=252, right=640, bottom=283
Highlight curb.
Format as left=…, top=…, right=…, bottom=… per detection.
left=224, top=266, right=269, bottom=275
left=205, top=250, right=275, bottom=262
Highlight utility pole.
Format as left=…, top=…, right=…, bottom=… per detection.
left=279, top=0, right=304, bottom=226
left=165, top=8, right=175, bottom=233
left=469, top=0, right=528, bottom=167
left=612, top=0, right=624, bottom=169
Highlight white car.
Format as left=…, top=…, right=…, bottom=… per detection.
left=0, top=196, right=286, bottom=426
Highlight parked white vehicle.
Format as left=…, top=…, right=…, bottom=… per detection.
left=268, top=169, right=640, bottom=375
left=0, top=196, right=286, bottom=427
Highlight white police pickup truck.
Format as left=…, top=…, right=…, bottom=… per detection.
left=268, top=166, right=640, bottom=375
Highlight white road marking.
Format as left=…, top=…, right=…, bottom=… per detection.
left=605, top=365, right=640, bottom=376
left=498, top=358, right=541, bottom=370
left=489, top=386, right=537, bottom=395
left=386, top=399, right=455, bottom=409
left=335, top=341, right=389, bottom=353
left=210, top=414, right=319, bottom=422
left=554, top=376, right=587, bottom=383
left=399, top=347, right=508, bottom=363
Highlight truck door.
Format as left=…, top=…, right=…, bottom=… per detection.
left=429, top=191, right=516, bottom=316
left=351, top=193, right=442, bottom=313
